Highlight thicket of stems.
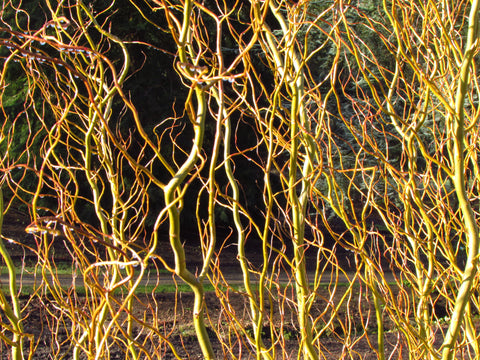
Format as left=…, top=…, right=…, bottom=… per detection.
left=1, top=0, right=480, bottom=358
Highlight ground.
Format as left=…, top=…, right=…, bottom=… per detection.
left=1, top=210, right=412, bottom=359
left=12, top=287, right=407, bottom=359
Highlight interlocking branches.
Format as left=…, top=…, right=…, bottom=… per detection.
left=1, top=0, right=480, bottom=359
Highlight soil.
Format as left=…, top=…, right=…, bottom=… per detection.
left=1, top=210, right=413, bottom=359
left=11, top=290, right=406, bottom=360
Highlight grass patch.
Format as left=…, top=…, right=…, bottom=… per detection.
left=3, top=263, right=171, bottom=276
left=0, top=280, right=237, bottom=297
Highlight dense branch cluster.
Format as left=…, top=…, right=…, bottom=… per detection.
left=1, top=0, right=480, bottom=359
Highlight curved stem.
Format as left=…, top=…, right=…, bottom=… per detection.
left=0, top=187, right=24, bottom=360
left=442, top=0, right=480, bottom=357
left=163, top=86, right=214, bottom=359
